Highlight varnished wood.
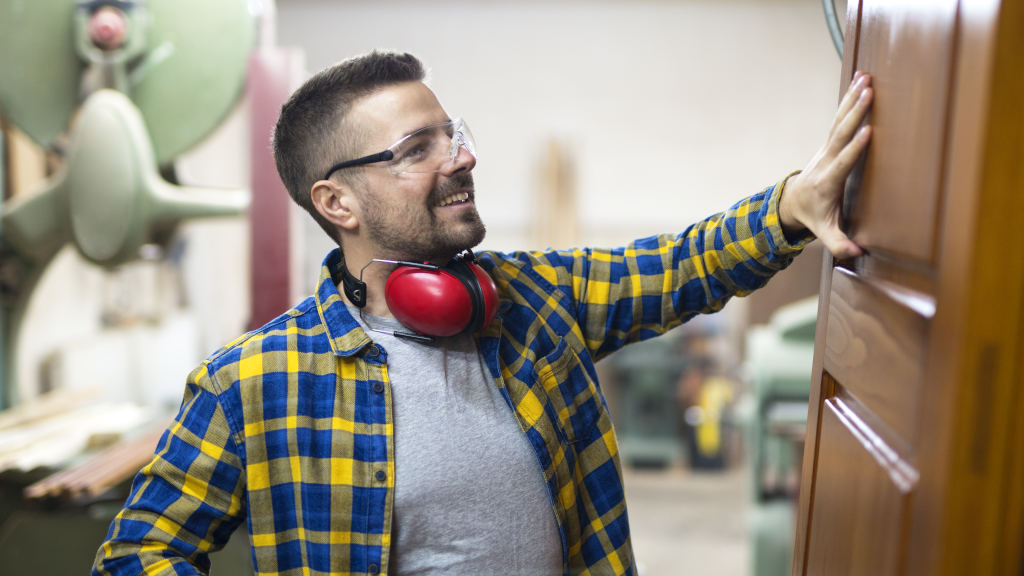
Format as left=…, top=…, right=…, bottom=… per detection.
left=792, top=248, right=838, bottom=574
left=910, top=0, right=1024, bottom=573
left=796, top=1, right=1024, bottom=575
left=791, top=0, right=866, bottom=568
left=805, top=377, right=911, bottom=576
left=844, top=250, right=935, bottom=300
left=823, top=267, right=929, bottom=447
left=845, top=0, right=958, bottom=265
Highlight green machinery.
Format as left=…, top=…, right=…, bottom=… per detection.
left=606, top=317, right=730, bottom=470
left=607, top=335, right=688, bottom=468
left=0, top=0, right=258, bottom=572
left=0, top=0, right=254, bottom=409
left=743, top=297, right=817, bottom=576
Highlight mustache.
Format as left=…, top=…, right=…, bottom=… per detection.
left=430, top=173, right=475, bottom=204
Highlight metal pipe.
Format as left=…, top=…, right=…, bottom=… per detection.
left=822, top=0, right=844, bottom=58
left=0, top=125, right=5, bottom=411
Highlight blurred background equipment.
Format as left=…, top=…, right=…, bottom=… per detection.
left=0, top=0, right=252, bottom=408
left=0, top=0, right=259, bottom=572
left=607, top=335, right=688, bottom=469
left=609, top=295, right=817, bottom=576
left=741, top=297, right=816, bottom=576
left=605, top=313, right=741, bottom=472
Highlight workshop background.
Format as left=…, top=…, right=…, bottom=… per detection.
left=0, top=1, right=841, bottom=574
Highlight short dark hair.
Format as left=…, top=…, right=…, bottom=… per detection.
left=272, top=51, right=426, bottom=243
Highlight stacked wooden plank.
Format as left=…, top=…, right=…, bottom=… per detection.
left=23, top=425, right=166, bottom=502
left=0, top=387, right=163, bottom=502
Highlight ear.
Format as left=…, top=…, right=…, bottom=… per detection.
left=310, top=179, right=359, bottom=232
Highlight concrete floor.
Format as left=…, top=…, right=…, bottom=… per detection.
left=624, top=464, right=750, bottom=576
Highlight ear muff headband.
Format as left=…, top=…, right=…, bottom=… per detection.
left=340, top=252, right=497, bottom=340
left=341, top=264, right=370, bottom=307
left=444, top=256, right=486, bottom=334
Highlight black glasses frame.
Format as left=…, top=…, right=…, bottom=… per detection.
left=321, top=118, right=471, bottom=181
left=323, top=150, right=395, bottom=181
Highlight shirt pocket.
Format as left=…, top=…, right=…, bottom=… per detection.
left=533, top=339, right=607, bottom=446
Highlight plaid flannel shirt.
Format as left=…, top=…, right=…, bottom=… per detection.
left=93, top=177, right=810, bottom=576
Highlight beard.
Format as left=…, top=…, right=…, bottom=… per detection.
left=361, top=172, right=487, bottom=263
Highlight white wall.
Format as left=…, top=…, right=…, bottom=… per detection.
left=276, top=0, right=842, bottom=290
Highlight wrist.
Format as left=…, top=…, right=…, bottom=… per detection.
left=778, top=170, right=805, bottom=233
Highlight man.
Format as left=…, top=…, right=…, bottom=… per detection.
left=94, top=51, right=872, bottom=575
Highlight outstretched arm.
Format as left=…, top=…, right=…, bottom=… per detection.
left=780, top=72, right=874, bottom=259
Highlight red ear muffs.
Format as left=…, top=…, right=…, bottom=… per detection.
left=384, top=256, right=498, bottom=338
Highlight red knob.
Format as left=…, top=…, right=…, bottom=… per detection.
left=87, top=6, right=128, bottom=51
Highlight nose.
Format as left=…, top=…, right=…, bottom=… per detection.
left=439, top=142, right=476, bottom=176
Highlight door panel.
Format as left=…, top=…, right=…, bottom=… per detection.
left=823, top=267, right=928, bottom=445
left=846, top=0, right=958, bottom=264
left=806, top=382, right=911, bottom=576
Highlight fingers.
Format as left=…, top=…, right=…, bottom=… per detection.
left=793, top=71, right=873, bottom=260
left=831, top=73, right=872, bottom=136
left=836, top=73, right=871, bottom=121
left=828, top=85, right=873, bottom=158
left=834, top=80, right=862, bottom=126
left=832, top=125, right=872, bottom=178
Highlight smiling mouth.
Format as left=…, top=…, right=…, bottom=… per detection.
left=437, top=191, right=472, bottom=207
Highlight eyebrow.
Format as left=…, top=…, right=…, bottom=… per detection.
left=401, top=117, right=452, bottom=138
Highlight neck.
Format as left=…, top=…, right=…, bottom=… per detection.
left=339, top=248, right=396, bottom=317
left=339, top=241, right=466, bottom=316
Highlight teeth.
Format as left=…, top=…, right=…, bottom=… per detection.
left=438, top=192, right=470, bottom=207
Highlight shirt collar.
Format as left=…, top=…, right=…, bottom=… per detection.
left=315, top=248, right=373, bottom=357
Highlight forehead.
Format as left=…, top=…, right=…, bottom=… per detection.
left=349, top=82, right=449, bottom=148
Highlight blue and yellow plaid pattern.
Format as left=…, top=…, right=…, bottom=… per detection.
left=93, top=177, right=809, bottom=576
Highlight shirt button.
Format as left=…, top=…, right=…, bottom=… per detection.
left=372, top=382, right=385, bottom=394
left=367, top=344, right=381, bottom=358
left=368, top=564, right=380, bottom=575
left=375, top=470, right=387, bottom=482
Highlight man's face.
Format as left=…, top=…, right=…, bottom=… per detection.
left=346, top=82, right=485, bottom=263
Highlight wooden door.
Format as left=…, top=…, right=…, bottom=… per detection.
left=793, top=1, right=1024, bottom=575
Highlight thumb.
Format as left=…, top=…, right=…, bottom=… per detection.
left=816, top=225, right=863, bottom=260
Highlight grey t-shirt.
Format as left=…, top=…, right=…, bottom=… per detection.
left=348, top=306, right=563, bottom=575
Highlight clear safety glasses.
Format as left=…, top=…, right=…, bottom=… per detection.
left=323, top=118, right=476, bottom=180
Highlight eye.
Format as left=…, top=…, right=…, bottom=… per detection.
left=403, top=144, right=429, bottom=159
left=394, top=135, right=436, bottom=165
